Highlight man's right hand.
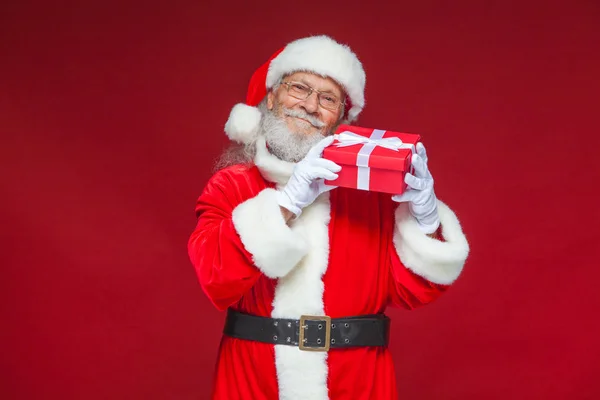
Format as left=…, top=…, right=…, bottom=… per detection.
left=276, top=136, right=340, bottom=218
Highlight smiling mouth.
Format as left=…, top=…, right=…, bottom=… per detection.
left=290, top=116, right=316, bottom=127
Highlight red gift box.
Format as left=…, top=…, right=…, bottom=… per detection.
left=322, top=124, right=421, bottom=194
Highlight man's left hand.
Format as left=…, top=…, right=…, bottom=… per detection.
left=392, top=142, right=440, bottom=234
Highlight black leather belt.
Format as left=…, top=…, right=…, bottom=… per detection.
left=223, top=309, right=390, bottom=352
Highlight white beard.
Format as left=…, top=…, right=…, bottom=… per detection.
left=259, top=106, right=329, bottom=163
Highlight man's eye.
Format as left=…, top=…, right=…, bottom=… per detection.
left=292, top=84, right=308, bottom=91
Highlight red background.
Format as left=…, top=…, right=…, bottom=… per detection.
left=2, top=1, right=599, bottom=399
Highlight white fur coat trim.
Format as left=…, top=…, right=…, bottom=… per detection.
left=254, top=140, right=331, bottom=399
left=231, top=188, right=308, bottom=279
left=272, top=194, right=331, bottom=400
left=393, top=200, right=470, bottom=285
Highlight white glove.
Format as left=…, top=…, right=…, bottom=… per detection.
left=392, top=142, right=440, bottom=234
left=276, top=136, right=340, bottom=217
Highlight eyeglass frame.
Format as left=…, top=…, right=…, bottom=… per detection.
left=278, top=80, right=346, bottom=112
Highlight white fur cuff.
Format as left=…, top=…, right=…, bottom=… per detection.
left=393, top=200, right=470, bottom=285
left=232, top=188, right=308, bottom=279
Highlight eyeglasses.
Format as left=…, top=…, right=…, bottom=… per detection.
left=280, top=81, right=344, bottom=111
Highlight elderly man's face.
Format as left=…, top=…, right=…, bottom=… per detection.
left=267, top=71, right=345, bottom=137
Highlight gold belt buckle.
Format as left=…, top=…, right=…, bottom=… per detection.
left=298, top=315, right=331, bottom=352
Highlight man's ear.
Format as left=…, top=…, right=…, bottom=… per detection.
left=267, top=91, right=274, bottom=110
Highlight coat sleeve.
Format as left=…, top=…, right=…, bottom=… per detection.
left=188, top=167, right=309, bottom=311
left=388, top=200, right=470, bottom=309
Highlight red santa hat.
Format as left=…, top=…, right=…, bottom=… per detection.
left=224, top=35, right=366, bottom=144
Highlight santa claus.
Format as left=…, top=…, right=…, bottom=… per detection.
left=188, top=35, right=470, bottom=400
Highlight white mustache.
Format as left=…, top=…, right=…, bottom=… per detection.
left=283, top=108, right=325, bottom=128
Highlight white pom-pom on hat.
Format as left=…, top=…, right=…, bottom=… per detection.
left=224, top=103, right=263, bottom=144
left=224, top=35, right=366, bottom=145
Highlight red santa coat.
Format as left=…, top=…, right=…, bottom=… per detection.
left=188, top=138, right=469, bottom=400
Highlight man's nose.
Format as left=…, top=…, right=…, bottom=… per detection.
left=300, top=92, right=319, bottom=114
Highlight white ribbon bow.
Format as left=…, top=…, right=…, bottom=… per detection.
left=334, top=130, right=406, bottom=151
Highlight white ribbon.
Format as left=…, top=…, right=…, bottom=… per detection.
left=334, top=130, right=416, bottom=190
